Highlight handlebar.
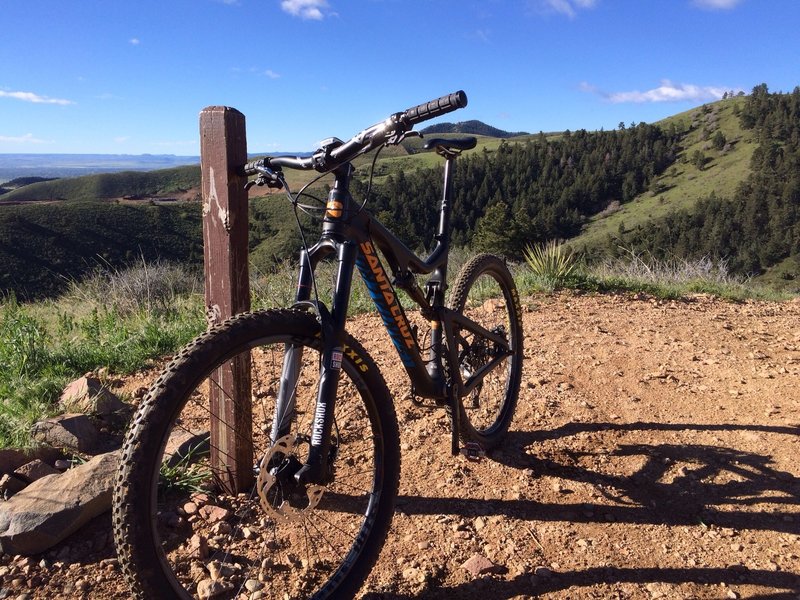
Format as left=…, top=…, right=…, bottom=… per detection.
left=242, top=90, right=468, bottom=177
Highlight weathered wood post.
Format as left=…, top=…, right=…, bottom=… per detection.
left=199, top=106, right=253, bottom=494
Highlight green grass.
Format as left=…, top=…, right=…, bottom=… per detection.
left=754, top=255, right=800, bottom=294
left=0, top=273, right=205, bottom=448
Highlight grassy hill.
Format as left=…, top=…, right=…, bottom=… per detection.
left=569, top=96, right=755, bottom=252
left=2, top=165, right=200, bottom=202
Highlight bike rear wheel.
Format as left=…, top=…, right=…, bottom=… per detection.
left=112, top=309, right=400, bottom=600
left=449, top=254, right=524, bottom=449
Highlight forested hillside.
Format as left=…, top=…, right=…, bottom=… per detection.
left=2, top=166, right=200, bottom=202
left=0, top=202, right=202, bottom=298
left=371, top=85, right=799, bottom=284
left=420, top=120, right=529, bottom=138
left=612, top=85, right=800, bottom=278
left=363, top=124, right=682, bottom=256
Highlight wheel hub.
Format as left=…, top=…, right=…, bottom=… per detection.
left=257, top=434, right=325, bottom=523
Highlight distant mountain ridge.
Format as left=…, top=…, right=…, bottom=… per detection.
left=0, top=153, right=199, bottom=183
left=420, top=120, right=529, bottom=138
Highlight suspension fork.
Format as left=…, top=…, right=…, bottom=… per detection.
left=294, top=240, right=357, bottom=485
left=271, top=165, right=358, bottom=485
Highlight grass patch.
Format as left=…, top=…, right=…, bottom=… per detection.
left=0, top=266, right=205, bottom=448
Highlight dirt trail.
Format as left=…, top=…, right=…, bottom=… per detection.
left=354, top=292, right=800, bottom=600
left=3, top=292, right=800, bottom=599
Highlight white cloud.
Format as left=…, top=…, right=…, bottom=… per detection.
left=0, top=90, right=74, bottom=105
left=539, top=0, right=597, bottom=18
left=129, top=37, right=141, bottom=45
left=0, top=133, right=50, bottom=144
left=264, top=69, right=281, bottom=79
left=472, top=29, right=491, bottom=43
left=280, top=0, right=329, bottom=20
left=582, top=80, right=738, bottom=104
left=692, top=0, right=743, bottom=9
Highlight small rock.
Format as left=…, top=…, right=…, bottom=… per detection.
left=244, top=579, right=262, bottom=592
left=211, top=521, right=232, bottom=535
left=766, top=560, right=779, bottom=571
left=196, top=578, right=233, bottom=599
left=0, top=450, right=121, bottom=555
left=207, top=560, right=236, bottom=581
left=13, top=460, right=60, bottom=484
left=182, top=501, right=199, bottom=515
left=534, top=566, right=553, bottom=578
left=188, top=534, right=209, bottom=559
left=460, top=553, right=505, bottom=577
left=0, top=474, right=27, bottom=499
left=31, top=414, right=99, bottom=454
left=199, top=505, right=231, bottom=523
left=59, top=376, right=133, bottom=427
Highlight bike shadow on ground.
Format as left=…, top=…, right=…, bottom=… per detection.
left=363, top=567, right=800, bottom=600
left=383, top=420, right=800, bottom=598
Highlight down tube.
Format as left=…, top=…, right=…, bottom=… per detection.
left=355, top=240, right=436, bottom=395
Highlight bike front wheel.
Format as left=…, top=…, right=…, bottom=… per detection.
left=449, top=254, right=524, bottom=449
left=112, top=309, right=400, bottom=600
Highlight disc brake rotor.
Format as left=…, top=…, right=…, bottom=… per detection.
left=257, top=434, right=325, bottom=524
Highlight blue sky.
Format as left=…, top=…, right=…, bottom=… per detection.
left=1, top=0, right=798, bottom=154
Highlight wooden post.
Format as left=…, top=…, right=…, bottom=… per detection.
left=199, top=106, right=253, bottom=494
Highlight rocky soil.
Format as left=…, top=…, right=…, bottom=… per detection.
left=1, top=291, right=799, bottom=599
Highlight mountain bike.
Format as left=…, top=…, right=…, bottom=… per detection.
left=113, top=91, right=524, bottom=599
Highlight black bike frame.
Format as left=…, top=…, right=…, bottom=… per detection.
left=273, top=154, right=511, bottom=485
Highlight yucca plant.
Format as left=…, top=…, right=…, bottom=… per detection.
left=523, top=240, right=577, bottom=289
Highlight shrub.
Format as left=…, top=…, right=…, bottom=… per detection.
left=522, top=241, right=578, bottom=290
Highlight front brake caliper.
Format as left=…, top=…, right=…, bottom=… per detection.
left=257, top=434, right=325, bottom=524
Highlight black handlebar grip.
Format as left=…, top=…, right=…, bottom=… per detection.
left=241, top=158, right=266, bottom=176
left=401, top=91, right=468, bottom=126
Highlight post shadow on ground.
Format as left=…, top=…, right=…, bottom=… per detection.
left=385, top=419, right=800, bottom=598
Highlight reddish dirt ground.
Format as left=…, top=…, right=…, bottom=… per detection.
left=2, top=291, right=799, bottom=599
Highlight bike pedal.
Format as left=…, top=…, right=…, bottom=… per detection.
left=460, top=442, right=485, bottom=462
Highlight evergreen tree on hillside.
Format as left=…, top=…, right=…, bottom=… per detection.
left=365, top=122, right=681, bottom=257
left=617, top=84, right=800, bottom=275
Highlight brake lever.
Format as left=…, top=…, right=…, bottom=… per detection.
left=386, top=129, right=420, bottom=146
left=245, top=165, right=284, bottom=191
